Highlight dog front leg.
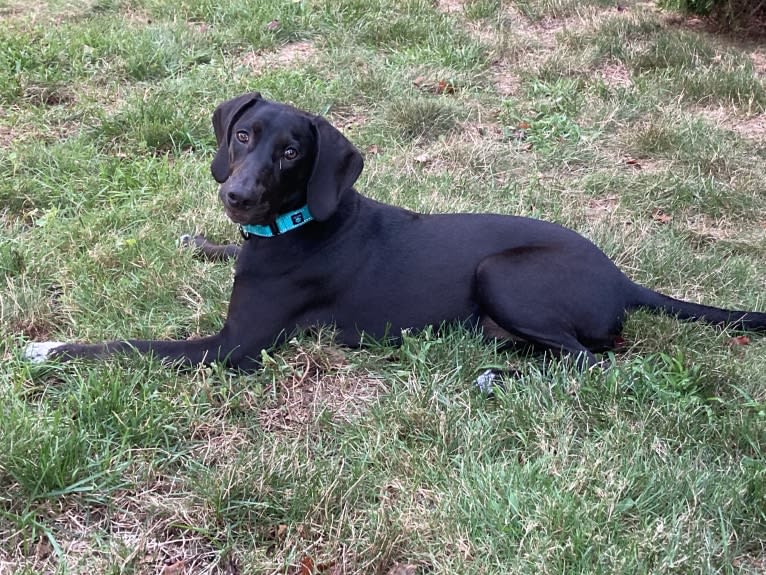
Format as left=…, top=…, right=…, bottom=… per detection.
left=24, top=332, right=245, bottom=368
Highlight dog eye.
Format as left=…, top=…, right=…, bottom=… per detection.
left=283, top=147, right=298, bottom=160
left=235, top=131, right=249, bottom=144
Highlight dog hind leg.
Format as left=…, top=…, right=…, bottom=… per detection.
left=475, top=249, right=627, bottom=368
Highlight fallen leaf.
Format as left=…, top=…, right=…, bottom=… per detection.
left=414, top=153, right=430, bottom=164
left=624, top=157, right=641, bottom=168
left=585, top=196, right=619, bottom=219
left=266, top=19, right=280, bottom=30
left=651, top=208, right=673, bottom=224
left=316, top=560, right=337, bottom=572
left=517, top=121, right=530, bottom=130
left=436, top=79, right=456, bottom=94
left=161, top=560, right=186, bottom=575
left=297, top=555, right=314, bottom=575
left=35, top=537, right=53, bottom=560
left=729, top=335, right=751, bottom=346
left=412, top=76, right=455, bottom=94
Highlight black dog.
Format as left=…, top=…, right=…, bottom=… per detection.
left=25, top=92, right=766, bottom=369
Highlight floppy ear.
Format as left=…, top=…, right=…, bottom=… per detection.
left=210, top=92, right=262, bottom=183
left=307, top=116, right=364, bottom=221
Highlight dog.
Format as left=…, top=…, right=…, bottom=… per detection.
left=24, top=92, right=766, bottom=370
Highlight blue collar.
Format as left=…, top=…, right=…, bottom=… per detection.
left=239, top=205, right=314, bottom=238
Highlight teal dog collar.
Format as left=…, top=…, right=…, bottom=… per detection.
left=240, top=205, right=313, bottom=238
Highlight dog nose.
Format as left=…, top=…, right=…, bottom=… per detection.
left=226, top=189, right=252, bottom=209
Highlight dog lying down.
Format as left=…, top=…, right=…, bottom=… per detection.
left=25, top=92, right=766, bottom=371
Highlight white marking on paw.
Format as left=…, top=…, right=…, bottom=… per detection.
left=474, top=369, right=497, bottom=394
left=24, top=342, right=65, bottom=363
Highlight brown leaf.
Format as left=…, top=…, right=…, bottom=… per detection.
left=517, top=121, right=531, bottom=130
left=161, top=560, right=186, bottom=575
left=35, top=537, right=53, bottom=560
left=316, top=560, right=337, bottom=572
left=412, top=76, right=455, bottom=94
left=729, top=335, right=751, bottom=346
left=624, top=157, right=642, bottom=168
left=295, top=556, right=314, bottom=575
left=651, top=208, right=673, bottom=224
left=436, top=79, right=456, bottom=94
left=266, top=19, right=280, bottom=30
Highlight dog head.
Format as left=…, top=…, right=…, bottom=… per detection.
left=210, top=92, right=364, bottom=225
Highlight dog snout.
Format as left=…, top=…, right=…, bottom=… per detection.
left=224, top=187, right=253, bottom=209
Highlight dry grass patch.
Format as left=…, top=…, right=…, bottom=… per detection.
left=696, top=106, right=766, bottom=140
left=0, top=479, right=226, bottom=575
left=190, top=420, right=252, bottom=467
left=596, top=61, right=633, bottom=87
left=405, top=120, right=515, bottom=184
left=240, top=41, right=317, bottom=75
left=489, top=58, right=521, bottom=96
left=750, top=49, right=766, bottom=76
left=681, top=214, right=766, bottom=247
left=0, top=0, right=79, bottom=24
left=259, top=343, right=386, bottom=433
left=436, top=0, right=465, bottom=13
left=584, top=194, right=620, bottom=222
left=0, top=123, right=16, bottom=148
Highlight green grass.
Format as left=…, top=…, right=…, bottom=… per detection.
left=2, top=0, right=766, bottom=573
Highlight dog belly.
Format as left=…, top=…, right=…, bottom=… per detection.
left=331, top=278, right=480, bottom=342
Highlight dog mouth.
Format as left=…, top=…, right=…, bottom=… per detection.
left=223, top=205, right=274, bottom=226
left=221, top=198, right=275, bottom=225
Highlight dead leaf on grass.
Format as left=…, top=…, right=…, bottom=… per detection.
left=35, top=537, right=53, bottom=560
left=413, top=76, right=456, bottom=95
left=288, top=555, right=314, bottom=575
left=436, top=79, right=456, bottom=94
left=651, top=208, right=673, bottom=224
left=585, top=196, right=619, bottom=220
left=729, top=335, right=751, bottom=346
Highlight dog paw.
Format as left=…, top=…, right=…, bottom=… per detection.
left=178, top=234, right=208, bottom=250
left=24, top=341, right=65, bottom=363
left=474, top=369, right=502, bottom=395
left=178, top=234, right=194, bottom=248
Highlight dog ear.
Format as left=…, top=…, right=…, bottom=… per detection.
left=307, top=116, right=364, bottom=221
left=210, top=92, right=262, bottom=183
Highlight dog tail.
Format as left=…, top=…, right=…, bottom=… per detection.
left=630, top=285, right=766, bottom=332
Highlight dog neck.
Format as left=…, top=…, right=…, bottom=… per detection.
left=240, top=205, right=314, bottom=239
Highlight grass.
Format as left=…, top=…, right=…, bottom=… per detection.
left=1, top=0, right=766, bottom=573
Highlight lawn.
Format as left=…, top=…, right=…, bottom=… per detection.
left=1, top=0, right=765, bottom=573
